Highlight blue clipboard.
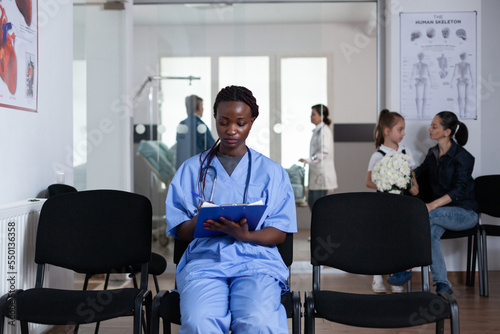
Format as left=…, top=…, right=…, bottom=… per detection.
left=193, top=204, right=268, bottom=238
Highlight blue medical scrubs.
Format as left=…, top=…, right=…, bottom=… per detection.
left=166, top=148, right=297, bottom=333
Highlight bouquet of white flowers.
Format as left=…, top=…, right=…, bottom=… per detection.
left=371, top=152, right=412, bottom=194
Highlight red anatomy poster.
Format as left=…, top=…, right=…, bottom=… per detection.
left=0, top=0, right=37, bottom=112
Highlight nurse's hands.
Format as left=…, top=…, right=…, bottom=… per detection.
left=204, top=217, right=287, bottom=246
left=204, top=217, right=250, bottom=241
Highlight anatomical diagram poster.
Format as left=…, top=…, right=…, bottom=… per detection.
left=400, top=12, right=477, bottom=120
left=0, top=0, right=37, bottom=112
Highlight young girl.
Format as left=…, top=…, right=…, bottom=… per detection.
left=366, top=109, right=418, bottom=293
left=166, top=86, right=297, bottom=333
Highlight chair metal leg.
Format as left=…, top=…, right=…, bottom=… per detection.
left=75, top=273, right=94, bottom=334
left=466, top=235, right=475, bottom=286
left=104, top=273, right=111, bottom=290
left=481, top=228, right=489, bottom=297
left=130, top=271, right=147, bottom=333
left=291, top=290, right=301, bottom=334
left=465, top=235, right=472, bottom=286
left=134, top=308, right=142, bottom=334
left=449, top=296, right=460, bottom=334
left=132, top=274, right=139, bottom=289
left=0, top=312, right=3, bottom=334
left=475, top=228, right=484, bottom=297
left=163, top=322, right=172, bottom=334
left=151, top=291, right=165, bottom=334
left=83, top=274, right=92, bottom=290
left=153, top=275, right=160, bottom=293
left=94, top=322, right=101, bottom=334
left=145, top=293, right=152, bottom=334
left=472, top=233, right=477, bottom=287
left=20, top=321, right=29, bottom=334
left=93, top=273, right=112, bottom=334
left=304, top=291, right=314, bottom=334
left=435, top=319, right=444, bottom=334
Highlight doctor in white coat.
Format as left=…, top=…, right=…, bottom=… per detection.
left=300, top=104, right=338, bottom=210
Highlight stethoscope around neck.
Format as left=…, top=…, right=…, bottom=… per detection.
left=199, top=146, right=252, bottom=204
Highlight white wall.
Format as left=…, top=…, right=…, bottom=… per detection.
left=478, top=0, right=500, bottom=271
left=387, top=0, right=500, bottom=271
left=0, top=1, right=73, bottom=204
left=85, top=5, right=134, bottom=191
left=481, top=0, right=500, bottom=176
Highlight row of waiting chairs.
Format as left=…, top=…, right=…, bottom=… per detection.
left=1, top=174, right=499, bottom=333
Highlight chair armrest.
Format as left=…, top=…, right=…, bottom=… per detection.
left=135, top=289, right=152, bottom=315
left=152, top=290, right=169, bottom=312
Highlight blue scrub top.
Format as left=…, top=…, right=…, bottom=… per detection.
left=166, top=148, right=298, bottom=287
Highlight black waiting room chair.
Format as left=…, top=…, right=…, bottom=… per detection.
left=45, top=184, right=167, bottom=294
left=44, top=185, right=167, bottom=334
left=150, top=233, right=302, bottom=334
left=0, top=190, right=153, bottom=334
left=44, top=183, right=78, bottom=198
left=476, top=175, right=500, bottom=297
left=305, top=192, right=459, bottom=334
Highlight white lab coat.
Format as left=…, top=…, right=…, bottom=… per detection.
left=306, top=123, right=338, bottom=190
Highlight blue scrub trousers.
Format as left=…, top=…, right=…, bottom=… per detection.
left=178, top=274, right=288, bottom=334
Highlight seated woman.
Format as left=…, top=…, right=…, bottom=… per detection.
left=165, top=85, right=297, bottom=333
left=414, top=111, right=478, bottom=295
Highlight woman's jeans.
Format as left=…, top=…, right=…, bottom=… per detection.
left=429, top=206, right=478, bottom=287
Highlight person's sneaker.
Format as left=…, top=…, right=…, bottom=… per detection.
left=387, top=270, right=412, bottom=286
left=436, top=283, right=454, bottom=295
left=372, top=279, right=387, bottom=294
left=390, top=284, right=404, bottom=293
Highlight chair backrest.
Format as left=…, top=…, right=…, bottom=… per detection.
left=475, top=175, right=500, bottom=218
left=45, top=183, right=78, bottom=198
left=35, top=190, right=152, bottom=275
left=310, top=192, right=431, bottom=275
left=173, top=233, right=294, bottom=267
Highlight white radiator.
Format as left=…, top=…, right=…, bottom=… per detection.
left=0, top=198, right=51, bottom=334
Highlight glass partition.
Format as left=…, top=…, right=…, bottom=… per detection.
left=219, top=56, right=270, bottom=157
left=127, top=1, right=377, bottom=246
left=280, top=57, right=328, bottom=171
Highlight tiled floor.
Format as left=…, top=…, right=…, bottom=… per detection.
left=49, top=229, right=500, bottom=334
